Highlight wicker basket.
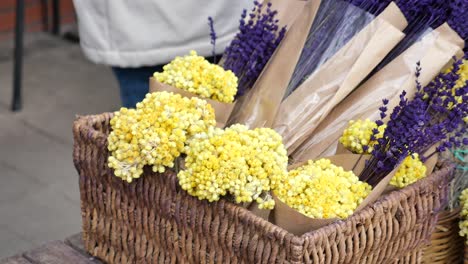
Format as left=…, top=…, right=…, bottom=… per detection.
left=465, top=244, right=468, bottom=264
left=463, top=241, right=468, bottom=264
left=73, top=114, right=455, bottom=264
left=422, top=208, right=464, bottom=263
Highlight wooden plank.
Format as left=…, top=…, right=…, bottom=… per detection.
left=0, top=255, right=32, bottom=264
left=64, top=233, right=86, bottom=254
left=23, top=241, right=96, bottom=264
left=64, top=234, right=102, bottom=263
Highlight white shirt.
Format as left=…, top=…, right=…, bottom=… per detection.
left=73, top=0, right=252, bottom=67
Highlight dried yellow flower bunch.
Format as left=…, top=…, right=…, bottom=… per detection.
left=276, top=159, right=371, bottom=219
left=444, top=59, right=467, bottom=113
left=154, top=50, right=238, bottom=103
left=177, top=124, right=288, bottom=209
left=340, top=119, right=386, bottom=154
left=390, top=153, right=427, bottom=188
left=107, top=92, right=216, bottom=182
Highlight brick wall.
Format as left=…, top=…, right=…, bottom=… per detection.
left=0, top=0, right=76, bottom=41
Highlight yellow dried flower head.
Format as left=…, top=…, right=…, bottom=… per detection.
left=177, top=124, right=288, bottom=209
left=154, top=50, right=238, bottom=103
left=339, top=119, right=386, bottom=154
left=390, top=153, right=427, bottom=188
left=436, top=59, right=468, bottom=123
left=276, top=159, right=372, bottom=219
left=445, top=59, right=467, bottom=101
left=107, top=92, right=216, bottom=182
left=459, top=189, right=468, bottom=244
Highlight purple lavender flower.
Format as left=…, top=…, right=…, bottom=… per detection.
left=222, top=1, right=286, bottom=97
left=360, top=58, right=468, bottom=187
left=207, top=17, right=217, bottom=63
left=447, top=0, right=468, bottom=51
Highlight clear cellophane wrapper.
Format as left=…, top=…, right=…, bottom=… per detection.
left=291, top=23, right=464, bottom=162
left=274, top=3, right=407, bottom=154
left=227, top=0, right=322, bottom=128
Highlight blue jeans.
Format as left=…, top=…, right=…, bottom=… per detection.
left=112, top=56, right=219, bottom=108
left=112, top=65, right=163, bottom=108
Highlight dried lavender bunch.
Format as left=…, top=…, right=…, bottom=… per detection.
left=360, top=60, right=468, bottom=187
left=447, top=0, right=468, bottom=52
left=208, top=17, right=217, bottom=63
left=373, top=0, right=450, bottom=70
left=346, top=0, right=449, bottom=27
left=222, top=1, right=286, bottom=97
left=344, top=0, right=390, bottom=15
left=346, top=0, right=451, bottom=75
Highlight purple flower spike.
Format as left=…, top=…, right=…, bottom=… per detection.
left=360, top=59, right=468, bottom=187
left=207, top=17, right=217, bottom=63
left=222, top=1, right=286, bottom=97
left=447, top=0, right=468, bottom=51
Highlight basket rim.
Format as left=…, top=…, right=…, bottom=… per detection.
left=73, top=113, right=456, bottom=241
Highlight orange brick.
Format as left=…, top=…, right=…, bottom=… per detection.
left=0, top=0, right=76, bottom=41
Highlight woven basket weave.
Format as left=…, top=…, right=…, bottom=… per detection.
left=73, top=113, right=454, bottom=264
left=465, top=244, right=468, bottom=264
left=422, top=208, right=464, bottom=263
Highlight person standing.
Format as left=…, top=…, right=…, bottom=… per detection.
left=72, top=0, right=251, bottom=108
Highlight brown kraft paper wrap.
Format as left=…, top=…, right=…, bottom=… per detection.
left=335, top=143, right=353, bottom=155
left=274, top=3, right=407, bottom=153
left=227, top=0, right=322, bottom=128
left=248, top=200, right=271, bottom=221
left=273, top=154, right=397, bottom=236
left=149, top=77, right=235, bottom=126
left=291, top=23, right=464, bottom=162
left=236, top=198, right=272, bottom=221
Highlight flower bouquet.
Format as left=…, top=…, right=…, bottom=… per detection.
left=73, top=0, right=467, bottom=262
left=148, top=51, right=237, bottom=126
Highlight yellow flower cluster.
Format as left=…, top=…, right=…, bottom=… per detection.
left=177, top=124, right=288, bottom=209
left=459, top=189, right=468, bottom=244
left=107, top=92, right=216, bottom=182
left=154, top=50, right=238, bottom=103
left=276, top=159, right=371, bottom=219
left=390, top=153, right=427, bottom=188
left=339, top=119, right=386, bottom=154
left=427, top=59, right=468, bottom=123
left=445, top=59, right=467, bottom=114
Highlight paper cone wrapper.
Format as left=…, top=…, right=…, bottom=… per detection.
left=227, top=0, right=322, bottom=128
left=274, top=154, right=396, bottom=236
left=149, top=77, right=235, bottom=127
left=272, top=195, right=337, bottom=236
left=383, top=147, right=438, bottom=193
left=335, top=143, right=353, bottom=155
left=291, top=23, right=465, bottom=162
left=247, top=201, right=271, bottom=221
left=236, top=200, right=272, bottom=221
left=275, top=3, right=407, bottom=153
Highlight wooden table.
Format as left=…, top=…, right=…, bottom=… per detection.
left=0, top=234, right=102, bottom=264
